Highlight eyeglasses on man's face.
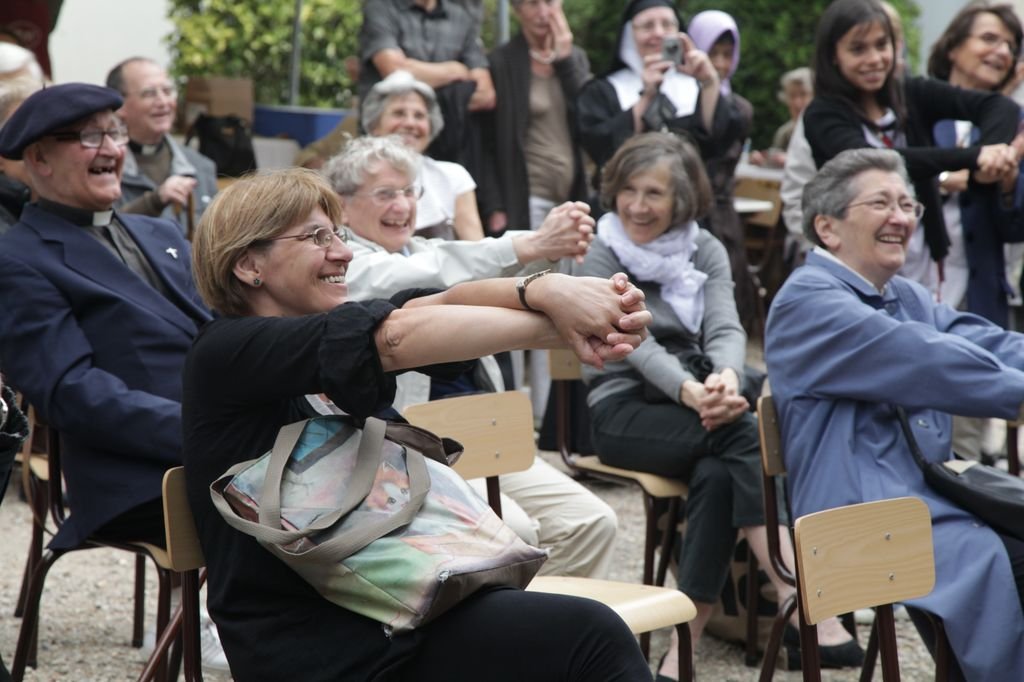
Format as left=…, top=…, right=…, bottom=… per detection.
left=132, top=84, right=178, bottom=101
left=261, top=226, right=349, bottom=248
left=49, top=123, right=130, bottom=149
left=846, top=197, right=925, bottom=219
left=350, top=185, right=424, bottom=206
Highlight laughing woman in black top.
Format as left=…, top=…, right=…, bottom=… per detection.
left=182, top=167, right=655, bottom=681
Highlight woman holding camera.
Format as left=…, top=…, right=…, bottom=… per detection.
left=577, top=0, right=743, bottom=192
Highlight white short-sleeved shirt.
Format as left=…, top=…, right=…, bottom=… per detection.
left=416, top=155, right=476, bottom=234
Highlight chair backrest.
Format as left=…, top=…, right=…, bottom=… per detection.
left=794, top=496, right=935, bottom=625
left=403, top=391, right=536, bottom=480
left=549, top=348, right=582, bottom=381
left=162, top=467, right=205, bottom=572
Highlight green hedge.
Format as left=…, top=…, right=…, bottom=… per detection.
left=167, top=0, right=362, bottom=108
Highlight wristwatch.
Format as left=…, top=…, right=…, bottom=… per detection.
left=516, top=269, right=551, bottom=312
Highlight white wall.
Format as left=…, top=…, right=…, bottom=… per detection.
left=49, top=0, right=172, bottom=85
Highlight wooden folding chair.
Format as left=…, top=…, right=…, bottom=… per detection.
left=794, top=497, right=936, bottom=682
left=138, top=466, right=206, bottom=682
left=405, top=390, right=698, bottom=681
left=549, top=349, right=686, bottom=592
left=755, top=395, right=800, bottom=678
left=11, top=425, right=175, bottom=682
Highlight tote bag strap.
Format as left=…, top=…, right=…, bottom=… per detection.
left=211, top=417, right=431, bottom=559
left=258, top=418, right=382, bottom=530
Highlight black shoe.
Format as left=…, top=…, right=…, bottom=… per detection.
left=783, top=623, right=865, bottom=669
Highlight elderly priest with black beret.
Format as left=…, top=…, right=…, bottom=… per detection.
left=0, top=82, right=213, bottom=592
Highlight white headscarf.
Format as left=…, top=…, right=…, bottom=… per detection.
left=606, top=22, right=698, bottom=118
left=597, top=212, right=707, bottom=333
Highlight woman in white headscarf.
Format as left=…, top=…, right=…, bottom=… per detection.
left=576, top=0, right=744, bottom=190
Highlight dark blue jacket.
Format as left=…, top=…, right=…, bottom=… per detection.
left=0, top=205, right=212, bottom=549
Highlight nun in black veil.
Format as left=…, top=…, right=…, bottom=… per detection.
left=577, top=0, right=745, bottom=184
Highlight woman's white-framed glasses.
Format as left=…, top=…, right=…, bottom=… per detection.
left=261, top=226, right=349, bottom=248
left=49, top=124, right=130, bottom=149
left=351, top=185, right=424, bottom=206
left=846, top=197, right=925, bottom=219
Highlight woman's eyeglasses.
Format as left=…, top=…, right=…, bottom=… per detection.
left=350, top=185, right=424, bottom=206
left=846, top=197, right=925, bottom=219
left=260, top=226, right=349, bottom=248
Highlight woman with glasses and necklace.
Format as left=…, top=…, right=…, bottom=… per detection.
left=183, top=165, right=655, bottom=681
left=921, top=2, right=1024, bottom=465
left=767, top=147, right=1024, bottom=682
left=804, top=0, right=1020, bottom=296
left=925, top=2, right=1024, bottom=328
left=361, top=70, right=483, bottom=242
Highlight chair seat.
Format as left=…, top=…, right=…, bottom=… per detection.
left=527, top=575, right=696, bottom=634
left=572, top=456, right=689, bottom=498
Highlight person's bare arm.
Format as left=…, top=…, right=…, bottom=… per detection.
left=468, top=68, right=496, bottom=111
left=453, top=191, right=485, bottom=241
left=384, top=273, right=650, bottom=369
left=372, top=48, right=470, bottom=89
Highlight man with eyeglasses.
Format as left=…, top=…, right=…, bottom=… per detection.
left=106, top=57, right=217, bottom=234
left=0, top=83, right=227, bottom=669
left=766, top=147, right=1024, bottom=682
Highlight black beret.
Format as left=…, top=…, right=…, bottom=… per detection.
left=0, top=83, right=123, bottom=160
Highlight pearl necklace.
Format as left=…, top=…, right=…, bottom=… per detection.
left=529, top=48, right=557, bottom=65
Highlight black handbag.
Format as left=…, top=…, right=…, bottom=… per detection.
left=186, top=114, right=257, bottom=177
left=896, top=406, right=1024, bottom=540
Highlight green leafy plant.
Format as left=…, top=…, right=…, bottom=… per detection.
left=166, top=0, right=361, bottom=108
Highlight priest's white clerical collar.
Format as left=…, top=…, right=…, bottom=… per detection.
left=37, top=199, right=114, bottom=227
left=129, top=139, right=165, bottom=156
left=813, top=247, right=889, bottom=295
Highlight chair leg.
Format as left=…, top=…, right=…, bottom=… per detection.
left=655, top=497, right=680, bottom=587
left=860, top=616, right=879, bottom=682
left=676, top=622, right=694, bottom=682
left=874, top=605, right=900, bottom=682
left=182, top=569, right=205, bottom=682
left=137, top=605, right=182, bottom=682
left=1008, top=425, right=1020, bottom=477
left=153, top=567, right=174, bottom=682
left=798, top=614, right=821, bottom=682
left=133, top=554, right=147, bottom=648
left=932, top=618, right=950, bottom=682
left=759, top=592, right=797, bottom=682
left=12, top=549, right=61, bottom=681
left=14, top=473, right=47, bottom=618
left=745, top=550, right=760, bottom=667
left=643, top=495, right=661, bottom=586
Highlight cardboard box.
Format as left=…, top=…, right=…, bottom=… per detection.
left=183, top=76, right=254, bottom=126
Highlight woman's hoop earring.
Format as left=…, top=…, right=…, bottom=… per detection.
left=253, top=277, right=262, bottom=287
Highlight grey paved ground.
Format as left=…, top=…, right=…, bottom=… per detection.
left=0, top=455, right=938, bottom=681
